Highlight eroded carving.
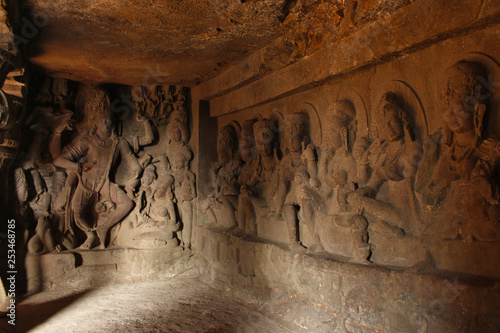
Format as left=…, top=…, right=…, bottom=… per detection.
left=276, top=111, right=322, bottom=251
left=418, top=60, right=500, bottom=241
left=54, top=87, right=142, bottom=249
left=349, top=92, right=422, bottom=236
left=201, top=124, right=241, bottom=230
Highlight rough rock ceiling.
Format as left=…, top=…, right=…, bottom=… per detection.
left=23, top=0, right=290, bottom=86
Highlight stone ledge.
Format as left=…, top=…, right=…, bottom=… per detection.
left=196, top=227, right=500, bottom=332
left=206, top=0, right=500, bottom=116
left=25, top=248, right=207, bottom=293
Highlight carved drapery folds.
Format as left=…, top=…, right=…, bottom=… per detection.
left=202, top=58, right=500, bottom=276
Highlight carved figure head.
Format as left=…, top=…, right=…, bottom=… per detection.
left=86, top=87, right=112, bottom=134
left=329, top=100, right=356, bottom=151
left=171, top=145, right=193, bottom=170
left=217, top=125, right=238, bottom=165
left=141, top=164, right=157, bottom=187
left=167, top=120, right=188, bottom=145
left=374, top=92, right=414, bottom=143
left=285, top=112, right=310, bottom=153
left=439, top=61, right=489, bottom=146
left=155, top=174, right=175, bottom=199
left=239, top=119, right=257, bottom=163
left=253, top=118, right=275, bottom=157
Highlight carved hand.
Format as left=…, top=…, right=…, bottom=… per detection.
left=53, top=111, right=75, bottom=134
left=301, top=143, right=316, bottom=162
left=78, top=160, right=96, bottom=173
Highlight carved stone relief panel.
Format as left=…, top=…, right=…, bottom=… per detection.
left=206, top=54, right=500, bottom=279
left=18, top=81, right=195, bottom=254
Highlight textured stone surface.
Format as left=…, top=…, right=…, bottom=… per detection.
left=25, top=248, right=207, bottom=292
left=203, top=0, right=500, bottom=116
left=1, top=278, right=297, bottom=333
left=20, top=0, right=419, bottom=86
left=196, top=227, right=500, bottom=333
left=25, top=0, right=289, bottom=85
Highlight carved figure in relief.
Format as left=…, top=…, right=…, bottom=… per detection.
left=16, top=167, right=77, bottom=254
left=0, top=91, right=20, bottom=211
left=349, top=92, right=422, bottom=235
left=54, top=88, right=142, bottom=249
left=165, top=118, right=190, bottom=160
left=419, top=61, right=500, bottom=240
left=275, top=112, right=320, bottom=251
left=201, top=124, right=241, bottom=229
left=130, top=164, right=180, bottom=248
left=252, top=118, right=278, bottom=186
left=318, top=101, right=359, bottom=214
left=130, top=113, right=155, bottom=154
left=26, top=78, right=75, bottom=168
left=145, top=85, right=160, bottom=119
left=236, top=119, right=258, bottom=236
left=170, top=145, right=196, bottom=249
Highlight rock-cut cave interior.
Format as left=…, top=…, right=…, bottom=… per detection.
left=0, top=0, right=499, bottom=332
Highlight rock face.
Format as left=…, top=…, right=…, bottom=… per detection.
left=1, top=0, right=499, bottom=332
left=21, top=0, right=415, bottom=85
left=25, top=0, right=289, bottom=85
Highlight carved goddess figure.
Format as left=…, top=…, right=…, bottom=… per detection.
left=170, top=145, right=197, bottom=249
left=276, top=112, right=320, bottom=251
left=349, top=92, right=422, bottom=235
left=54, top=88, right=142, bottom=249
left=236, top=119, right=258, bottom=236
left=318, top=101, right=359, bottom=214
left=201, top=124, right=241, bottom=229
left=420, top=61, right=500, bottom=240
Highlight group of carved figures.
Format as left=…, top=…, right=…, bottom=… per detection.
left=17, top=82, right=196, bottom=253
left=202, top=60, right=500, bottom=258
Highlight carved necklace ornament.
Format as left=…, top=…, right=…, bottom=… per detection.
left=94, top=132, right=115, bottom=148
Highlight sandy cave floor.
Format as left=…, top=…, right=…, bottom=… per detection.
left=0, top=278, right=298, bottom=333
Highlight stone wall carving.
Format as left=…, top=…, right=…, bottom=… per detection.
left=18, top=81, right=195, bottom=254
left=202, top=56, right=500, bottom=278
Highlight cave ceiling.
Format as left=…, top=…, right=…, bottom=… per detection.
left=22, top=0, right=291, bottom=86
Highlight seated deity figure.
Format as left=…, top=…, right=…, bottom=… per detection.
left=201, top=124, right=241, bottom=229
left=318, top=101, right=360, bottom=214
left=418, top=61, right=500, bottom=240
left=130, top=164, right=180, bottom=248
left=169, top=145, right=197, bottom=249
left=348, top=92, right=422, bottom=235
left=275, top=112, right=320, bottom=251
left=54, top=87, right=142, bottom=249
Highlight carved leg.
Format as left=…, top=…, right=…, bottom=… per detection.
left=235, top=195, right=247, bottom=236
left=72, top=186, right=98, bottom=249
left=27, top=235, right=43, bottom=254
left=283, top=204, right=304, bottom=252
left=96, top=188, right=134, bottom=249
left=181, top=201, right=193, bottom=249
left=301, top=201, right=324, bottom=253
left=220, top=195, right=238, bottom=230
left=42, top=227, right=56, bottom=252
left=274, top=179, right=289, bottom=216
left=244, top=199, right=256, bottom=236
left=349, top=195, right=406, bottom=233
